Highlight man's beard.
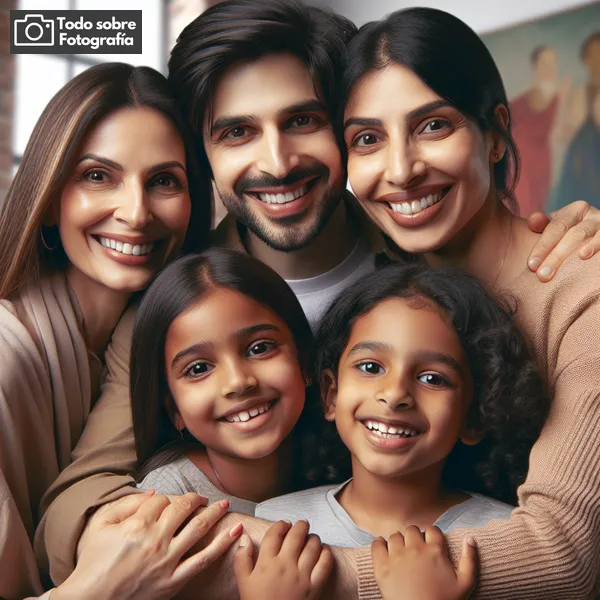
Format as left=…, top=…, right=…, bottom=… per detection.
left=218, top=165, right=346, bottom=253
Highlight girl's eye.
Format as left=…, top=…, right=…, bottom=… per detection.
left=421, top=119, right=451, bottom=134
left=353, top=133, right=379, bottom=147
left=357, top=361, right=384, bottom=375
left=417, top=373, right=449, bottom=387
left=185, top=362, right=213, bottom=378
left=247, top=341, right=276, bottom=357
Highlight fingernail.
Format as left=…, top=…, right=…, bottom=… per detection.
left=528, top=257, right=541, bottom=269
left=466, top=536, right=477, bottom=547
left=219, top=499, right=230, bottom=509
left=283, top=519, right=292, bottom=525
left=581, top=247, right=594, bottom=259
left=238, top=533, right=250, bottom=547
left=539, top=266, right=553, bottom=278
left=229, top=523, right=243, bottom=538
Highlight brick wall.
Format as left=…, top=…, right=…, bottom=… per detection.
left=0, top=0, right=14, bottom=206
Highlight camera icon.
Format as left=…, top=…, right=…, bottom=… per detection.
left=14, top=14, right=55, bottom=47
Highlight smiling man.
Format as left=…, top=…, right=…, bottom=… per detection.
left=167, top=0, right=378, bottom=326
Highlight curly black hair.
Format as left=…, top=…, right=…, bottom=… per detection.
left=302, top=263, right=549, bottom=505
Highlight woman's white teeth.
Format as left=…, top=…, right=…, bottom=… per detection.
left=225, top=401, right=272, bottom=423
left=257, top=185, right=306, bottom=205
left=364, top=420, right=418, bottom=437
left=389, top=192, right=442, bottom=215
left=99, top=236, right=154, bottom=255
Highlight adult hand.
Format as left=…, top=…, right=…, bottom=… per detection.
left=234, top=520, right=333, bottom=600
left=371, top=526, right=478, bottom=600
left=53, top=492, right=243, bottom=600
left=527, top=201, right=600, bottom=281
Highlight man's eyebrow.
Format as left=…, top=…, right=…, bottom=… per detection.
left=344, top=101, right=454, bottom=130
left=277, top=99, right=328, bottom=118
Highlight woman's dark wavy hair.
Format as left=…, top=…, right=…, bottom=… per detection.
left=168, top=0, right=357, bottom=173
left=131, top=247, right=317, bottom=489
left=307, top=264, right=549, bottom=504
left=340, top=7, right=521, bottom=212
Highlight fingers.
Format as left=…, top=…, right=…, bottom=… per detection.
left=526, top=211, right=550, bottom=234
left=233, top=533, right=255, bottom=583
left=258, top=520, right=292, bottom=559
left=310, top=545, right=334, bottom=592
left=158, top=493, right=209, bottom=538
left=97, top=491, right=155, bottom=525
left=457, top=536, right=479, bottom=594
left=403, top=525, right=424, bottom=547
left=371, top=536, right=389, bottom=567
left=280, top=519, right=310, bottom=560
left=578, top=231, right=600, bottom=260
left=298, top=533, right=323, bottom=573
left=170, top=499, right=230, bottom=558
left=424, top=525, right=446, bottom=550
left=174, top=521, right=244, bottom=586
left=133, top=492, right=174, bottom=525
left=530, top=223, right=592, bottom=281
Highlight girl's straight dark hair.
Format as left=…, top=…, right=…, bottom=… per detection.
left=310, top=263, right=549, bottom=504
left=341, top=7, right=520, bottom=211
left=131, top=247, right=315, bottom=483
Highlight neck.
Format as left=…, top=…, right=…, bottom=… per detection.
left=424, top=192, right=523, bottom=288
left=245, top=200, right=358, bottom=280
left=66, top=266, right=131, bottom=357
left=197, top=441, right=292, bottom=503
left=339, top=457, right=465, bottom=537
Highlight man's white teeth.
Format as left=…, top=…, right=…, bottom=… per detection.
left=388, top=191, right=443, bottom=215
left=364, top=420, right=419, bottom=437
left=225, top=401, right=273, bottom=423
left=257, top=185, right=306, bottom=205
left=99, top=236, right=154, bottom=256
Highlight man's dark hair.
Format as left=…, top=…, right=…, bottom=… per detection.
left=168, top=0, right=357, bottom=175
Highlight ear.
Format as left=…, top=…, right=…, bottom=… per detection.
left=320, top=369, right=338, bottom=422
left=489, top=104, right=510, bottom=163
left=460, top=427, right=484, bottom=446
left=164, top=394, right=181, bottom=428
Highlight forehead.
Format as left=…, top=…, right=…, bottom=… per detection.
left=209, top=53, right=321, bottom=123
left=166, top=287, right=288, bottom=349
left=81, top=107, right=184, bottom=161
left=345, top=63, right=441, bottom=117
left=346, top=297, right=464, bottom=359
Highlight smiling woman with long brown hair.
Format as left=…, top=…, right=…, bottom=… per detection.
left=0, top=63, right=239, bottom=600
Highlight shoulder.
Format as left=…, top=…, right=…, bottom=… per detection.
left=438, top=493, right=514, bottom=533
left=256, top=484, right=337, bottom=522
left=137, top=453, right=195, bottom=495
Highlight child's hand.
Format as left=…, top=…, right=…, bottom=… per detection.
left=372, top=526, right=478, bottom=600
left=233, top=520, right=333, bottom=600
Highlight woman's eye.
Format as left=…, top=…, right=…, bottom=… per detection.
left=185, top=362, right=213, bottom=378
left=248, top=341, right=275, bottom=357
left=83, top=169, right=107, bottom=183
left=353, top=133, right=379, bottom=147
left=151, top=174, right=179, bottom=189
left=421, top=119, right=450, bottom=134
left=417, top=373, right=449, bottom=387
left=357, top=361, right=384, bottom=375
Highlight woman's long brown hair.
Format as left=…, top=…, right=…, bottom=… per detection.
left=0, top=62, right=211, bottom=299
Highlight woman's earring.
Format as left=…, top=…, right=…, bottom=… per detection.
left=175, top=416, right=184, bottom=440
left=40, top=225, right=59, bottom=251
left=304, top=376, right=310, bottom=387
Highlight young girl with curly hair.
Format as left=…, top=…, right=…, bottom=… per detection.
left=257, top=263, right=549, bottom=555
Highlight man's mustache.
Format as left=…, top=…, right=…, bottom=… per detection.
left=234, top=165, right=329, bottom=196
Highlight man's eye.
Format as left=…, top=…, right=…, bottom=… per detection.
left=292, top=115, right=313, bottom=127
left=225, top=127, right=248, bottom=139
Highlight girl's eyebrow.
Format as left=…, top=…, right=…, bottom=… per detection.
left=170, top=323, right=282, bottom=369
left=347, top=340, right=392, bottom=356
